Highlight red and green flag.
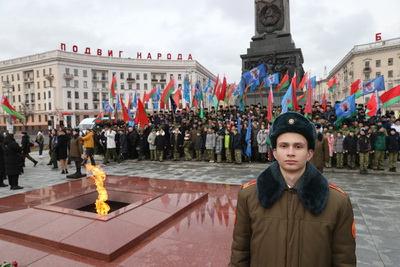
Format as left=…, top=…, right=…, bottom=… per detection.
left=1, top=96, right=25, bottom=120
left=326, top=76, right=338, bottom=92
left=380, top=85, right=400, bottom=109
left=277, top=72, right=289, bottom=91
left=297, top=92, right=307, bottom=103
left=366, top=90, right=380, bottom=118
left=321, top=93, right=327, bottom=112
left=120, top=95, right=132, bottom=123
left=267, top=86, right=274, bottom=122
left=135, top=99, right=149, bottom=127
left=298, top=72, right=307, bottom=89
left=218, top=76, right=227, bottom=101
left=173, top=89, right=181, bottom=109
left=94, top=111, right=103, bottom=123
left=160, top=78, right=175, bottom=105
left=110, top=75, right=117, bottom=98
left=350, top=79, right=362, bottom=98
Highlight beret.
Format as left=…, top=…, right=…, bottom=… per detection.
left=269, top=112, right=316, bottom=150
left=349, top=129, right=355, bottom=132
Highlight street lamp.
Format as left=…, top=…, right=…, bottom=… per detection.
left=2, top=79, right=14, bottom=134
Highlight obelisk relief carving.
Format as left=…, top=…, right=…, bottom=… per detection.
left=255, top=0, right=290, bottom=37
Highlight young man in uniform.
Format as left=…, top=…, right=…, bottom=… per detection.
left=230, top=112, right=356, bottom=266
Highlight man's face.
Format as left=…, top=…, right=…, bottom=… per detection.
left=273, top=133, right=314, bottom=174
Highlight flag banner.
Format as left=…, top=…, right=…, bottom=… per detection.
left=110, top=75, right=117, bottom=98
left=120, top=95, right=131, bottom=123
left=160, top=78, right=175, bottom=104
left=298, top=72, right=307, bottom=89
left=173, top=89, right=181, bottom=109
left=290, top=73, right=298, bottom=110
left=132, top=93, right=137, bottom=108
left=360, top=75, right=385, bottom=97
left=103, top=101, right=114, bottom=114
left=366, top=90, right=380, bottom=118
left=321, top=93, right=327, bottom=111
left=277, top=72, right=289, bottom=91
left=263, top=73, right=280, bottom=87
left=137, top=99, right=149, bottom=127
left=297, top=92, right=307, bottom=102
left=1, top=96, right=25, bottom=120
left=267, top=86, right=274, bottom=122
left=94, top=111, right=103, bottom=123
left=212, top=75, right=220, bottom=95
left=183, top=76, right=191, bottom=104
left=242, top=63, right=266, bottom=86
left=203, top=78, right=211, bottom=93
left=326, top=76, right=338, bottom=92
left=309, top=76, right=317, bottom=89
left=245, top=116, right=252, bottom=158
left=170, top=95, right=178, bottom=114
left=218, top=76, right=227, bottom=101
left=334, top=94, right=357, bottom=127
left=281, top=84, right=293, bottom=114
left=380, top=85, right=400, bottom=108
left=304, top=75, right=313, bottom=115
left=350, top=79, right=363, bottom=98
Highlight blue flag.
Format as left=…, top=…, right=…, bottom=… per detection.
left=281, top=85, right=293, bottom=114
left=334, top=94, right=356, bottom=119
left=203, top=78, right=211, bottom=93
left=103, top=101, right=114, bottom=114
left=242, top=63, right=266, bottom=86
left=245, top=116, right=252, bottom=158
left=360, top=75, right=385, bottom=97
left=237, top=115, right=241, bottom=135
left=115, top=94, right=121, bottom=110
left=132, top=93, right=137, bottom=108
left=183, top=76, right=191, bottom=104
left=309, top=76, right=317, bottom=89
left=263, top=73, right=280, bottom=86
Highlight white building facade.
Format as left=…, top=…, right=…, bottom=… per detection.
left=0, top=50, right=216, bottom=131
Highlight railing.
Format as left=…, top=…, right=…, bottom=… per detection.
left=64, top=74, right=74, bottom=80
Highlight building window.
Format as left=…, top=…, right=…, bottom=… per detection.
left=102, top=72, right=107, bottom=80
left=388, top=70, right=393, bottom=78
left=36, top=70, right=39, bottom=77
left=49, top=103, right=52, bottom=110
left=365, top=73, right=370, bottom=80
left=39, top=115, right=42, bottom=122
left=17, top=74, right=20, bottom=81
left=84, top=103, right=88, bottom=109
left=37, top=93, right=40, bottom=100
left=84, top=92, right=88, bottom=99
left=144, top=83, right=148, bottom=90
left=18, top=84, right=20, bottom=91
left=43, top=81, right=47, bottom=88
left=43, top=69, right=46, bottom=76
left=68, top=102, right=72, bottom=109
left=136, top=73, right=140, bottom=80
left=44, top=103, right=46, bottom=110
left=66, top=68, right=70, bottom=74
left=161, top=84, right=165, bottom=90
left=120, top=72, right=124, bottom=79
left=48, top=91, right=51, bottom=98
left=143, top=73, right=148, bottom=80
left=11, top=74, right=14, bottom=81
left=128, top=83, right=133, bottom=90
left=178, top=74, right=182, bottom=80
left=37, top=81, right=40, bottom=89
left=75, top=92, right=79, bottom=99
left=136, top=83, right=140, bottom=90
left=83, top=70, right=87, bottom=77
left=66, top=80, right=70, bottom=87
left=94, top=104, right=98, bottom=110
left=49, top=68, right=52, bottom=75
left=74, top=69, right=78, bottom=76
left=32, top=116, right=35, bottom=123
left=152, top=75, right=156, bottom=80
left=376, top=60, right=381, bottom=67
left=74, top=80, right=79, bottom=88
left=44, top=92, right=46, bottom=99
left=364, top=61, right=370, bottom=68
left=376, top=72, right=381, bottom=77
left=18, top=95, right=21, bottom=102
left=121, top=82, right=125, bottom=90
left=93, top=82, right=97, bottom=89
left=388, top=82, right=393, bottom=89
left=388, top=58, right=393, bottom=66
left=83, top=81, right=88, bottom=88
left=128, top=73, right=132, bottom=79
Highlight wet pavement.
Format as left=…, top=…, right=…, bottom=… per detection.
left=0, top=150, right=399, bottom=266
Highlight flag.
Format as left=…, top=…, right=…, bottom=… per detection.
left=110, top=75, right=117, bottom=98
left=160, top=77, right=175, bottom=105
left=183, top=76, right=191, bottom=104
left=147, top=87, right=158, bottom=100
left=380, top=85, right=400, bottom=109
left=1, top=96, right=25, bottom=120
left=142, top=91, right=149, bottom=102
left=297, top=92, right=307, bottom=103
left=120, top=95, right=131, bottom=123
left=132, top=93, right=137, bottom=108
left=277, top=72, right=289, bottom=91
left=334, top=94, right=357, bottom=127
left=218, top=76, right=227, bottom=101
left=360, top=75, right=385, bottom=97
left=267, top=86, right=274, bottom=121
left=173, top=89, right=181, bottom=108
left=136, top=99, right=149, bottom=127
left=263, top=73, right=280, bottom=87
left=228, top=82, right=236, bottom=104
left=290, top=73, right=298, bottom=111
left=326, top=76, right=338, bottom=92
left=298, top=73, right=307, bottom=89
left=350, top=78, right=363, bottom=98
left=242, top=63, right=266, bottom=86
left=128, top=95, right=133, bottom=109
left=170, top=95, right=178, bottom=114
left=103, top=101, right=114, bottom=115
left=115, top=95, right=121, bottom=110
left=94, top=111, right=103, bottom=123
left=259, top=81, right=265, bottom=98
left=212, top=75, right=220, bottom=96
left=245, top=116, right=252, bottom=158
left=304, top=75, right=313, bottom=117
left=321, top=93, right=327, bottom=112
left=366, top=90, right=380, bottom=118
left=203, top=78, right=211, bottom=93
left=309, top=76, right=317, bottom=89
left=281, top=85, right=293, bottom=114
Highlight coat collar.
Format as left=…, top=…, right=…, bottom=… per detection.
left=256, top=161, right=329, bottom=216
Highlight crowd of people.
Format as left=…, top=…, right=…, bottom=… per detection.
left=1, top=101, right=400, bottom=190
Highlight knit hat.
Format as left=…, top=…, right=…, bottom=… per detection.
left=269, top=112, right=316, bottom=150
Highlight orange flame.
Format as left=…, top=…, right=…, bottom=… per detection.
left=86, top=165, right=110, bottom=215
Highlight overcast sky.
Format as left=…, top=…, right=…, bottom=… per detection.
left=0, top=0, right=399, bottom=83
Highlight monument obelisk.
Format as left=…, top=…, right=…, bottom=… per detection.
left=241, top=0, right=304, bottom=105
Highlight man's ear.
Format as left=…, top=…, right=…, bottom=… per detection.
left=307, top=149, right=314, bottom=161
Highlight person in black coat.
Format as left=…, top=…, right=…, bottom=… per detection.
left=56, top=130, right=69, bottom=174
left=343, top=130, right=358, bottom=170
left=2, top=133, right=24, bottom=190
left=155, top=128, right=167, bottom=162
left=127, top=127, right=139, bottom=159
left=118, top=128, right=129, bottom=162
left=21, top=132, right=38, bottom=167
left=386, top=128, right=400, bottom=172
left=138, top=129, right=149, bottom=161
left=0, top=134, right=8, bottom=187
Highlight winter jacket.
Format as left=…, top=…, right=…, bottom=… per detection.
left=35, top=133, right=44, bottom=144
left=334, top=136, right=345, bottom=153
left=215, top=137, right=223, bottom=154
left=326, top=135, right=335, bottom=157
left=182, top=134, right=192, bottom=149
left=230, top=162, right=356, bottom=267
left=256, top=130, right=268, bottom=154
left=147, top=133, right=156, bottom=150
left=309, top=133, right=329, bottom=169
left=56, top=134, right=69, bottom=160
left=194, top=135, right=203, bottom=150
left=21, top=135, right=32, bottom=154
left=2, top=136, right=23, bottom=175
left=138, top=133, right=148, bottom=153
left=232, top=133, right=242, bottom=150
left=119, top=133, right=129, bottom=154
left=372, top=132, right=386, bottom=151
left=205, top=133, right=216, bottom=149
left=81, top=131, right=94, bottom=148
left=357, top=134, right=372, bottom=153
left=343, top=135, right=358, bottom=155
left=251, top=127, right=259, bottom=148
left=155, top=131, right=167, bottom=151
left=105, top=130, right=117, bottom=149
left=69, top=135, right=83, bottom=158
left=170, top=131, right=183, bottom=149
left=386, top=133, right=400, bottom=152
